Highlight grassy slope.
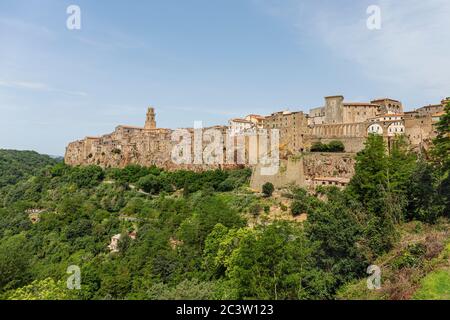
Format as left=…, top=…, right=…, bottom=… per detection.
left=336, top=220, right=450, bottom=300
left=412, top=243, right=450, bottom=300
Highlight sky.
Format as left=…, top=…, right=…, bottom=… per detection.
left=0, top=0, right=449, bottom=155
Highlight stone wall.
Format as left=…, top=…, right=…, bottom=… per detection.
left=324, top=96, right=344, bottom=124
left=65, top=97, right=445, bottom=171
left=342, top=104, right=379, bottom=123
left=262, top=110, right=309, bottom=156
left=249, top=158, right=305, bottom=190
left=65, top=127, right=175, bottom=169
left=404, top=114, right=436, bottom=150
left=250, top=152, right=356, bottom=191
left=65, top=125, right=260, bottom=171
left=301, top=152, right=355, bottom=180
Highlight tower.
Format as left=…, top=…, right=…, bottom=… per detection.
left=324, top=95, right=344, bottom=124
left=145, top=107, right=156, bottom=129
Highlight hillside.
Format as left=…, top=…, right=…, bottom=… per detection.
left=337, top=220, right=450, bottom=300
left=0, top=149, right=59, bottom=188
left=0, top=130, right=448, bottom=300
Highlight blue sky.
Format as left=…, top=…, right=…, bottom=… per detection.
left=1, top=0, right=449, bottom=155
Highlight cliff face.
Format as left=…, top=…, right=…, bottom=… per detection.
left=64, top=125, right=241, bottom=171
left=302, top=152, right=355, bottom=179
left=65, top=126, right=174, bottom=168
left=65, top=100, right=444, bottom=171
left=249, top=152, right=356, bottom=190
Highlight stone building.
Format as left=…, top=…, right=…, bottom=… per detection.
left=144, top=107, right=156, bottom=129
left=307, top=95, right=381, bottom=125
left=66, top=107, right=248, bottom=170
left=65, top=95, right=447, bottom=181
left=371, top=98, right=403, bottom=114
left=305, top=95, right=444, bottom=153
left=229, top=118, right=254, bottom=136
left=261, top=110, right=309, bottom=156
left=245, top=114, right=265, bottom=128
left=403, top=101, right=447, bottom=150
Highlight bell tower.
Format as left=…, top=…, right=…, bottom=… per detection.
left=145, top=107, right=156, bottom=129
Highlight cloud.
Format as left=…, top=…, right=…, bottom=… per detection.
left=0, top=17, right=53, bottom=39
left=255, top=0, right=450, bottom=102
left=165, top=106, right=240, bottom=117
left=55, top=89, right=88, bottom=97
left=76, top=30, right=146, bottom=50
left=306, top=0, right=450, bottom=98
left=0, top=80, right=48, bottom=90
left=0, top=80, right=87, bottom=97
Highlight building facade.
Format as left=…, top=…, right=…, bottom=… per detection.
left=65, top=96, right=447, bottom=171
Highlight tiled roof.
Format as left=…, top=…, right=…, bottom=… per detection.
left=230, top=118, right=252, bottom=123
left=343, top=102, right=379, bottom=106
left=313, top=177, right=351, bottom=183
left=371, top=98, right=401, bottom=103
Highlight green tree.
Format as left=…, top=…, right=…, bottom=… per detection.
left=203, top=223, right=230, bottom=278
left=306, top=189, right=368, bottom=286
left=0, top=233, right=33, bottom=291
left=262, top=182, right=274, bottom=197
left=291, top=200, right=307, bottom=216
left=0, top=149, right=58, bottom=188
left=328, top=140, right=345, bottom=152
left=388, top=135, right=417, bottom=197
left=225, top=222, right=335, bottom=299
left=348, top=134, right=388, bottom=205
left=348, top=134, right=398, bottom=254
left=431, top=102, right=450, bottom=216
left=432, top=102, right=450, bottom=169
left=4, top=278, right=73, bottom=300
left=137, top=174, right=167, bottom=194
left=406, top=160, right=442, bottom=222
left=310, top=142, right=326, bottom=152
left=157, top=279, right=216, bottom=300
left=310, top=141, right=344, bottom=152
left=69, top=165, right=104, bottom=188
left=249, top=203, right=262, bottom=217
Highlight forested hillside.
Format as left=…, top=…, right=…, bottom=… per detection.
left=0, top=149, right=59, bottom=188
left=0, top=104, right=448, bottom=300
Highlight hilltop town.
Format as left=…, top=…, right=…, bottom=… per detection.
left=65, top=95, right=447, bottom=190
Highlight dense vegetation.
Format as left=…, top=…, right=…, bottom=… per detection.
left=0, top=104, right=448, bottom=300
left=310, top=140, right=345, bottom=152
left=0, top=149, right=58, bottom=188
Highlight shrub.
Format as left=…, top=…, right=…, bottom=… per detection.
left=217, top=180, right=234, bottom=192
left=291, top=201, right=307, bottom=216
left=310, top=141, right=345, bottom=152
left=391, top=243, right=427, bottom=270
left=69, top=165, right=104, bottom=188
left=328, top=140, right=345, bottom=152
left=262, top=182, right=274, bottom=197
left=249, top=203, right=262, bottom=217
left=137, top=174, right=173, bottom=195
left=311, top=142, right=326, bottom=152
